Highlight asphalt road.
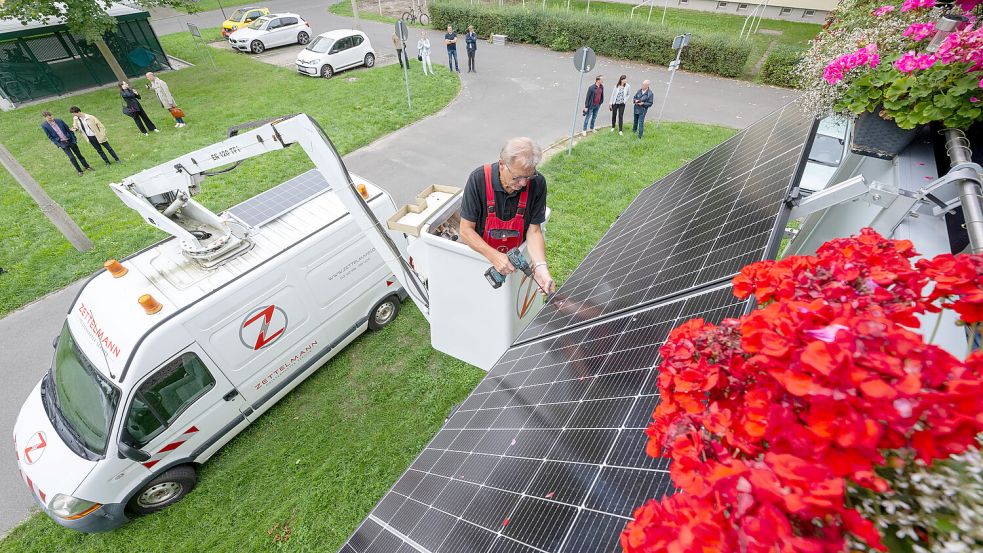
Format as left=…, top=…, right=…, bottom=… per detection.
left=0, top=0, right=797, bottom=536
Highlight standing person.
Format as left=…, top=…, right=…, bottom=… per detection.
left=40, top=111, right=92, bottom=176
left=119, top=82, right=158, bottom=136
left=417, top=30, right=433, bottom=76
left=609, top=75, right=630, bottom=136
left=392, top=32, right=406, bottom=69
left=146, top=72, right=186, bottom=128
left=69, top=106, right=120, bottom=166
left=459, top=137, right=555, bottom=295
left=465, top=25, right=477, bottom=73
left=444, top=24, right=460, bottom=73
left=632, top=80, right=655, bottom=139
left=581, top=75, right=604, bottom=136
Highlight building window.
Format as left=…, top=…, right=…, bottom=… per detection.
left=803, top=8, right=815, bottom=16
left=780, top=6, right=792, bottom=14
left=717, top=1, right=728, bottom=7
left=737, top=2, right=749, bottom=9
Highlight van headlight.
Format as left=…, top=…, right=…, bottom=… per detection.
left=49, top=494, right=102, bottom=519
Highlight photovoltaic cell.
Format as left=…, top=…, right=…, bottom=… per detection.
left=341, top=101, right=816, bottom=553
left=516, top=103, right=815, bottom=342
left=226, top=168, right=331, bottom=227
left=343, top=284, right=751, bottom=553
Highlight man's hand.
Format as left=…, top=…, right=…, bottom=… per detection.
left=534, top=265, right=556, bottom=295
left=491, top=251, right=515, bottom=275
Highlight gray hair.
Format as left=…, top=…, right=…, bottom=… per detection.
left=499, top=137, right=542, bottom=168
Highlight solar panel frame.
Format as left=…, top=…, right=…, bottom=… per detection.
left=226, top=168, right=332, bottom=227
left=515, top=104, right=816, bottom=343
left=342, top=284, right=754, bottom=553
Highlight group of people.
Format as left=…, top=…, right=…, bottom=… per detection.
left=393, top=24, right=478, bottom=76
left=41, top=72, right=186, bottom=176
left=581, top=74, right=655, bottom=139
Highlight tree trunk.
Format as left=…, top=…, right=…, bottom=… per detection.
left=95, top=37, right=129, bottom=84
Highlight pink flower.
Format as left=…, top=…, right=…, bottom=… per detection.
left=957, top=0, right=982, bottom=10
left=903, top=23, right=936, bottom=42
left=872, top=4, right=896, bottom=15
left=894, top=51, right=919, bottom=73
left=823, top=44, right=880, bottom=84
left=971, top=97, right=980, bottom=103
left=901, top=0, right=935, bottom=10
left=979, top=77, right=983, bottom=88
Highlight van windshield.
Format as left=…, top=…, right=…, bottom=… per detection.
left=306, top=36, right=334, bottom=53
left=50, top=323, right=120, bottom=456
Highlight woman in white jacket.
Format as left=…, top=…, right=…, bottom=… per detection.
left=609, top=75, right=630, bottom=136
left=417, top=30, right=433, bottom=76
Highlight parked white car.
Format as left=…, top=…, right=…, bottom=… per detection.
left=295, top=30, right=375, bottom=79
left=229, top=13, right=311, bottom=54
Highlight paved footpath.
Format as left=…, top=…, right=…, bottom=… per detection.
left=0, top=0, right=797, bottom=536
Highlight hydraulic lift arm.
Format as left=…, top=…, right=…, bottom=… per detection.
left=111, top=113, right=430, bottom=317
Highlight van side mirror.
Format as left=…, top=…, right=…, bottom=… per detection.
left=118, top=429, right=151, bottom=462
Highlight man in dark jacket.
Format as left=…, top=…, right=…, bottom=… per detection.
left=581, top=75, right=604, bottom=135
left=41, top=110, right=92, bottom=176
left=632, top=79, right=655, bottom=139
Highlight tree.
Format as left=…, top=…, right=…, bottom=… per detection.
left=0, top=0, right=196, bottom=83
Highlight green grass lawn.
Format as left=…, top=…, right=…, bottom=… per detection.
left=0, top=122, right=734, bottom=552
left=0, top=30, right=459, bottom=318
left=180, top=0, right=254, bottom=14
left=329, top=1, right=430, bottom=27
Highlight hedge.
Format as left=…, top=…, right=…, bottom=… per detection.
left=428, top=1, right=752, bottom=79
left=759, top=45, right=805, bottom=88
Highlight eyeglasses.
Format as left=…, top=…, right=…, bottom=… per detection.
left=504, top=162, right=538, bottom=185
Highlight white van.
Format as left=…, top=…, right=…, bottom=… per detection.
left=12, top=168, right=406, bottom=532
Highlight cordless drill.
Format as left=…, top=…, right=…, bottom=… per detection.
left=485, top=248, right=533, bottom=289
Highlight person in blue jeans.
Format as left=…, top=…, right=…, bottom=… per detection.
left=632, top=79, right=655, bottom=139
left=465, top=25, right=477, bottom=72
left=581, top=75, right=604, bottom=135
left=444, top=24, right=460, bottom=73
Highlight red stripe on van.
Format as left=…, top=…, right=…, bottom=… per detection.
left=159, top=441, right=185, bottom=453
left=183, top=426, right=199, bottom=434
left=143, top=460, right=160, bottom=469
left=38, top=489, right=46, bottom=503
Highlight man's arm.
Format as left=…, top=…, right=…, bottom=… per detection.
left=460, top=218, right=515, bottom=275
left=526, top=225, right=555, bottom=295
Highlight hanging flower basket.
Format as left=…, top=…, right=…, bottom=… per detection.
left=849, top=106, right=921, bottom=160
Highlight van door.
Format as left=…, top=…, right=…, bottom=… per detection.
left=119, top=345, right=248, bottom=471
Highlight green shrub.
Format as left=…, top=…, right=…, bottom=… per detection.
left=760, top=45, right=805, bottom=88
left=429, top=1, right=752, bottom=79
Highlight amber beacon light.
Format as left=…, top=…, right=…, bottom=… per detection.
left=104, top=259, right=128, bottom=278
left=138, top=294, right=163, bottom=315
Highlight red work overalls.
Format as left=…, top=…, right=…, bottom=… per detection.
left=481, top=164, right=530, bottom=253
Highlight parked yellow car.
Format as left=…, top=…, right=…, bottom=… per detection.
left=221, top=7, right=270, bottom=38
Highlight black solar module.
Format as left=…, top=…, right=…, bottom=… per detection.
left=516, top=103, right=815, bottom=342
left=342, top=284, right=751, bottom=553
left=226, top=168, right=331, bottom=227
left=340, top=102, right=816, bottom=553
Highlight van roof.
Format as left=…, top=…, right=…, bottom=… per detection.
left=67, top=170, right=384, bottom=383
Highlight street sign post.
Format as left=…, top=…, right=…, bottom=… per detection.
left=655, top=32, right=690, bottom=131
left=187, top=23, right=217, bottom=69
left=568, top=46, right=596, bottom=154
left=396, top=21, right=412, bottom=109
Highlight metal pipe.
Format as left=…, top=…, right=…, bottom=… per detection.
left=944, top=128, right=983, bottom=254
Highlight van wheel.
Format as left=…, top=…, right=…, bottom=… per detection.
left=127, top=465, right=197, bottom=515
left=369, top=295, right=400, bottom=330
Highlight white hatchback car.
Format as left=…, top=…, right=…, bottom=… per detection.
left=229, top=13, right=311, bottom=54
left=295, top=30, right=375, bottom=78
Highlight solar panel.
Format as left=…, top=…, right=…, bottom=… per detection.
left=516, top=103, right=816, bottom=342
left=341, top=283, right=751, bottom=553
left=226, top=168, right=331, bottom=227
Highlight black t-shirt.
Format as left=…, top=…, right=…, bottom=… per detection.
left=445, top=32, right=457, bottom=51
left=461, top=163, right=547, bottom=237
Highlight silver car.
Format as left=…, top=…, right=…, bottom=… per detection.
left=228, top=13, right=311, bottom=54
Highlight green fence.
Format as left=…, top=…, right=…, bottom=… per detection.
left=0, top=16, right=170, bottom=105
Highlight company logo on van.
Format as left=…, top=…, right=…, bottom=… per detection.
left=23, top=432, right=47, bottom=465
left=239, top=305, right=288, bottom=351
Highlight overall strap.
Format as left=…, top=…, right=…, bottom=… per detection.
left=516, top=184, right=530, bottom=216
left=483, top=164, right=496, bottom=214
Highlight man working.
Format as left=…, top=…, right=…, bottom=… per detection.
left=41, top=110, right=92, bottom=177
left=460, top=137, right=555, bottom=295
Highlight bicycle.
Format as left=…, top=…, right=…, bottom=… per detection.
left=401, top=4, right=430, bottom=25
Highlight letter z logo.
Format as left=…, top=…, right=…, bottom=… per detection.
left=239, top=305, right=288, bottom=351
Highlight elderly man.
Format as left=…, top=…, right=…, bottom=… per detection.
left=632, top=79, right=655, bottom=139
left=146, top=72, right=186, bottom=128
left=460, top=137, right=555, bottom=295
